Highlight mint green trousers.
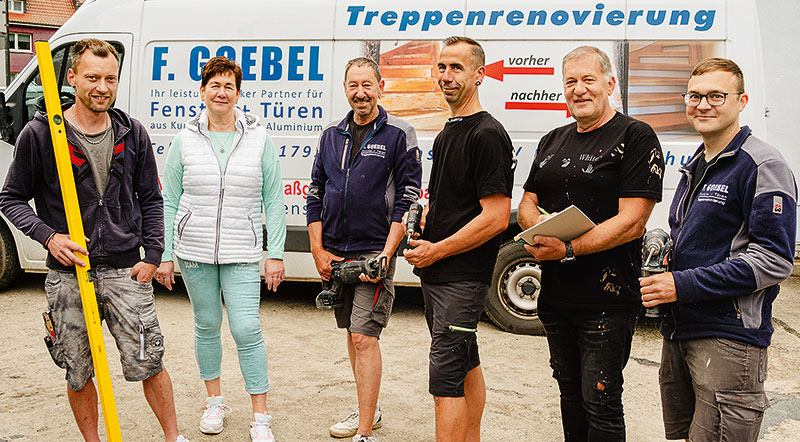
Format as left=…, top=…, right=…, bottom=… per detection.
left=177, top=258, right=269, bottom=394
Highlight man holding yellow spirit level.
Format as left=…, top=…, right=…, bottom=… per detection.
left=0, top=39, right=187, bottom=442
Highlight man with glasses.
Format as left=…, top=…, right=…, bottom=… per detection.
left=640, top=58, right=796, bottom=442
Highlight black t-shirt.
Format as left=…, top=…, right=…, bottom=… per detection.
left=349, top=115, right=373, bottom=165
left=523, top=112, right=663, bottom=310
left=416, top=111, right=514, bottom=284
left=687, top=151, right=720, bottom=211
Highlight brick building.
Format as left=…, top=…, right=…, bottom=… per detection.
left=7, top=0, right=76, bottom=80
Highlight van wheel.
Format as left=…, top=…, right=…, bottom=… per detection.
left=0, top=222, right=21, bottom=290
left=485, top=240, right=544, bottom=335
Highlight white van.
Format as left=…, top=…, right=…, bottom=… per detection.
left=0, top=0, right=776, bottom=334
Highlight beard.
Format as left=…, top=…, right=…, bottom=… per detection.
left=77, top=91, right=114, bottom=113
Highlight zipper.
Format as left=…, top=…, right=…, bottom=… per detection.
left=339, top=131, right=352, bottom=252
left=202, top=128, right=245, bottom=264
left=340, top=121, right=383, bottom=252
left=733, top=297, right=742, bottom=320
left=248, top=213, right=257, bottom=248
left=138, top=322, right=145, bottom=360
left=177, top=210, right=192, bottom=239
left=675, top=151, right=725, bottom=250
left=214, top=174, right=225, bottom=264
left=97, top=197, right=103, bottom=256
left=670, top=149, right=736, bottom=340
left=449, top=325, right=478, bottom=333
left=669, top=304, right=677, bottom=340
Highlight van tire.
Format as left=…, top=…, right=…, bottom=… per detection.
left=0, top=222, right=21, bottom=290
left=485, top=240, right=544, bottom=335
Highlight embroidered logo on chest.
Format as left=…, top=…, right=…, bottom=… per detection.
left=362, top=143, right=387, bottom=158
left=697, top=183, right=729, bottom=206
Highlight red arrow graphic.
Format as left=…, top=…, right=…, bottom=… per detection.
left=506, top=101, right=571, bottom=118
left=485, top=60, right=555, bottom=82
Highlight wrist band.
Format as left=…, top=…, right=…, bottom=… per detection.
left=44, top=232, right=57, bottom=248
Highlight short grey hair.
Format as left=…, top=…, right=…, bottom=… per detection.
left=562, top=46, right=613, bottom=82
left=344, top=57, right=381, bottom=82
left=442, top=36, right=485, bottom=69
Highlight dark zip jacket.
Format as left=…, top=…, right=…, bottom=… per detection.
left=662, top=126, right=796, bottom=347
left=306, top=106, right=422, bottom=252
left=0, top=106, right=164, bottom=271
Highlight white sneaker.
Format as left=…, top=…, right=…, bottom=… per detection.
left=175, top=436, right=190, bottom=442
left=199, top=396, right=232, bottom=434
left=250, top=413, right=275, bottom=442
left=353, top=435, right=377, bottom=442
left=329, top=405, right=382, bottom=438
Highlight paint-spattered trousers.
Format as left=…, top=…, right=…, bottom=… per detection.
left=539, top=303, right=641, bottom=442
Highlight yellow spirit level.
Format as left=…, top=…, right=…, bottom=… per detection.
left=35, top=41, right=123, bottom=441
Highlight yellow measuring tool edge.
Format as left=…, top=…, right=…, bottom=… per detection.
left=35, top=41, right=123, bottom=441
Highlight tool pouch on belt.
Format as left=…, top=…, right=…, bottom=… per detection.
left=43, top=311, right=67, bottom=368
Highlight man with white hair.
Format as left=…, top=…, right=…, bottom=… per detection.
left=518, top=46, right=664, bottom=441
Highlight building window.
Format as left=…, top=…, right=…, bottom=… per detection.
left=9, top=33, right=32, bottom=52
left=9, top=1, right=26, bottom=13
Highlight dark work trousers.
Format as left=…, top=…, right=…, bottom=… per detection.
left=538, top=303, right=641, bottom=442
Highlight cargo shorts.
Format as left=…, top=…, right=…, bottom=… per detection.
left=422, top=280, right=489, bottom=397
left=44, top=265, right=165, bottom=391
left=332, top=250, right=397, bottom=338
left=660, top=337, right=769, bottom=442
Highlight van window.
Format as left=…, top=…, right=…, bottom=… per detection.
left=23, top=41, right=125, bottom=122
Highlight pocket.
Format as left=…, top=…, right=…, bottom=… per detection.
left=123, top=202, right=142, bottom=236
left=44, top=270, right=61, bottom=292
left=137, top=304, right=165, bottom=363
left=177, top=209, right=193, bottom=240
left=369, top=282, right=395, bottom=327
left=758, top=346, right=768, bottom=383
left=732, top=297, right=742, bottom=320
left=247, top=212, right=258, bottom=248
left=716, top=391, right=769, bottom=442
left=714, top=337, right=749, bottom=357
left=44, top=336, right=68, bottom=369
left=383, top=193, right=390, bottom=223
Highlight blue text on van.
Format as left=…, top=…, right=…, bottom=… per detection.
left=346, top=3, right=716, bottom=32
left=152, top=45, right=324, bottom=82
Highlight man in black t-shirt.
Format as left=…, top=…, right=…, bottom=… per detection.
left=518, top=46, right=663, bottom=441
left=404, top=37, right=514, bottom=442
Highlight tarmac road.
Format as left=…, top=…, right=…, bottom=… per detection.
left=1, top=272, right=799, bottom=441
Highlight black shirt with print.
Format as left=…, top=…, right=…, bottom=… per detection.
left=523, top=112, right=664, bottom=310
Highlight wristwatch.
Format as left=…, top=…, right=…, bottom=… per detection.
left=561, top=240, right=576, bottom=263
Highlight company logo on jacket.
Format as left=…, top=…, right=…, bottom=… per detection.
left=697, top=182, right=729, bottom=205
left=362, top=143, right=387, bottom=158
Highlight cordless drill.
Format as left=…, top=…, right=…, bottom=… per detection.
left=405, top=202, right=423, bottom=237
left=642, top=228, right=672, bottom=317
left=316, top=256, right=389, bottom=309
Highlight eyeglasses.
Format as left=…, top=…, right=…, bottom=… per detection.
left=682, top=92, right=742, bottom=107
